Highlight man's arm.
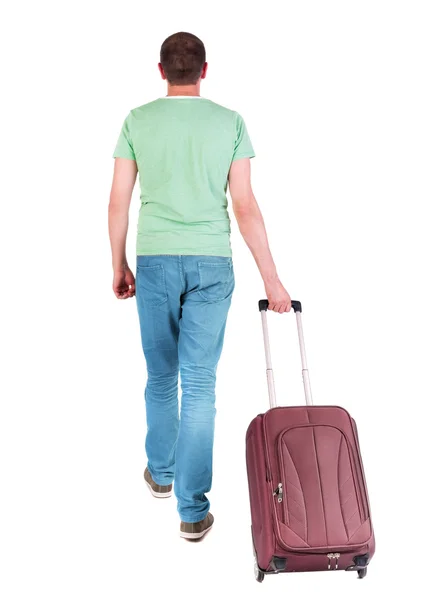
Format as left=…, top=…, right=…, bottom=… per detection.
left=108, top=158, right=138, bottom=299
left=228, top=158, right=291, bottom=313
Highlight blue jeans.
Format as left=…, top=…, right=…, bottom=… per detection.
left=135, top=255, right=234, bottom=523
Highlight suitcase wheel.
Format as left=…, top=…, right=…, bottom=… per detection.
left=251, top=531, right=265, bottom=583
left=357, top=567, right=367, bottom=579
left=254, top=561, right=265, bottom=583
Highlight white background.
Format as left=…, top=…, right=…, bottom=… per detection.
left=1, top=1, right=445, bottom=597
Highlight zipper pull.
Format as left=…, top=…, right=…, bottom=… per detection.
left=327, top=553, right=333, bottom=570
left=273, top=483, right=283, bottom=503
left=334, top=553, right=340, bottom=570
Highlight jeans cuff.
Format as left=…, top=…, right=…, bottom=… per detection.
left=147, top=464, right=174, bottom=486
left=179, top=503, right=210, bottom=524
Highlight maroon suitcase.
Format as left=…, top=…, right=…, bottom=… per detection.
left=246, top=300, right=375, bottom=582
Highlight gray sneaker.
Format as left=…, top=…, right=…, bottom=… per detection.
left=143, top=468, right=172, bottom=498
left=180, top=512, right=214, bottom=540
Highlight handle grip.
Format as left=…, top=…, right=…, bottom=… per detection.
left=258, top=299, right=302, bottom=313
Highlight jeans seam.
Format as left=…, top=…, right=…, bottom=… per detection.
left=179, top=255, right=186, bottom=290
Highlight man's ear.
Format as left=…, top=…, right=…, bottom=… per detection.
left=201, top=62, right=208, bottom=80
left=158, top=63, right=167, bottom=80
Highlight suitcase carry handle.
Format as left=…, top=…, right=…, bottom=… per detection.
left=259, top=299, right=302, bottom=313
left=258, top=299, right=313, bottom=409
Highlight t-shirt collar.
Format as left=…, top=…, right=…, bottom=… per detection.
left=162, top=95, right=204, bottom=99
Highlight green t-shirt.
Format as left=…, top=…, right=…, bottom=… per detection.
left=113, top=97, right=255, bottom=256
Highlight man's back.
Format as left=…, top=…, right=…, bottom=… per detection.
left=114, top=97, right=254, bottom=256
left=108, top=31, right=290, bottom=541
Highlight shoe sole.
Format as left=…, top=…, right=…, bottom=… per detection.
left=145, top=480, right=172, bottom=498
left=180, top=524, right=213, bottom=540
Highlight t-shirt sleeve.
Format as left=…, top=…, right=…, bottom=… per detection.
left=232, top=112, right=255, bottom=161
left=113, top=113, right=136, bottom=160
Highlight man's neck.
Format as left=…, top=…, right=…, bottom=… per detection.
left=166, top=84, right=201, bottom=97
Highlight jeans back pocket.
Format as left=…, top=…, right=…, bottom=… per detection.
left=197, top=261, right=235, bottom=302
left=136, top=264, right=168, bottom=307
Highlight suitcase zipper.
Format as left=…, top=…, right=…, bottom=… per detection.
left=273, top=483, right=283, bottom=503
left=327, top=553, right=341, bottom=570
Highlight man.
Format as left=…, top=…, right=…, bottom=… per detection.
left=109, top=32, right=290, bottom=541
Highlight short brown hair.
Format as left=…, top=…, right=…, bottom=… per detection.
left=160, top=32, right=206, bottom=85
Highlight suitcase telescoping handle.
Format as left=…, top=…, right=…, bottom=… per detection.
left=258, top=299, right=313, bottom=409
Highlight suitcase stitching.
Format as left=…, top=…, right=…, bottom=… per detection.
left=337, top=435, right=349, bottom=541
left=347, top=518, right=369, bottom=543
left=339, top=475, right=352, bottom=489
left=345, top=509, right=359, bottom=525
left=311, top=427, right=329, bottom=547
left=282, top=444, right=308, bottom=540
